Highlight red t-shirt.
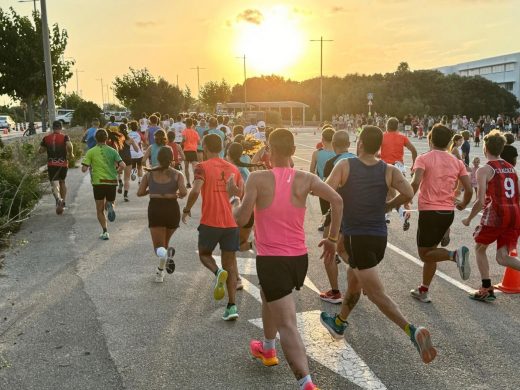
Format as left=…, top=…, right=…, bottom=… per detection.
left=182, top=128, right=200, bottom=152
left=194, top=158, right=243, bottom=228
left=380, top=131, right=409, bottom=164
left=40, top=132, right=69, bottom=167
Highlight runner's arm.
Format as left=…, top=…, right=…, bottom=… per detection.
left=66, top=139, right=74, bottom=160
left=463, top=166, right=489, bottom=225
left=142, top=146, right=151, bottom=165
left=183, top=179, right=202, bottom=214
left=177, top=144, right=186, bottom=161
left=136, top=173, right=149, bottom=197
left=386, top=166, right=413, bottom=211
left=230, top=174, right=257, bottom=227
left=325, top=159, right=349, bottom=191
left=410, top=167, right=423, bottom=195
left=456, top=175, right=473, bottom=210
left=176, top=172, right=188, bottom=199
left=309, top=150, right=317, bottom=174
left=405, top=139, right=418, bottom=166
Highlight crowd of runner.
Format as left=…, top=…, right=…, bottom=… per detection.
left=38, top=112, right=520, bottom=390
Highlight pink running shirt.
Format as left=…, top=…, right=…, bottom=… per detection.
left=413, top=150, right=468, bottom=211
left=254, top=168, right=307, bottom=256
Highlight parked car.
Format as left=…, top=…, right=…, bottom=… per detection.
left=0, top=115, right=16, bottom=132
left=56, top=111, right=74, bottom=125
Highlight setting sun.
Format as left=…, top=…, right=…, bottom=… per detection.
left=235, top=6, right=305, bottom=75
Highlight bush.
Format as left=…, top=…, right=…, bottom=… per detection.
left=71, top=101, right=103, bottom=127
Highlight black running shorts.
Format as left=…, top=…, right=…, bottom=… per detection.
left=257, top=254, right=308, bottom=302
left=184, top=151, right=198, bottom=162
left=130, top=158, right=143, bottom=169
left=48, top=166, right=68, bottom=181
left=93, top=185, right=116, bottom=201
left=148, top=198, right=180, bottom=229
left=417, top=210, right=454, bottom=248
left=344, top=235, right=387, bottom=270
left=198, top=225, right=239, bottom=252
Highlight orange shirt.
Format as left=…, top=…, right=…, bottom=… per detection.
left=380, top=131, right=409, bottom=164
left=182, top=128, right=200, bottom=152
left=194, top=158, right=243, bottom=228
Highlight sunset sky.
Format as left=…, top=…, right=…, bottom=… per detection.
left=4, top=0, right=520, bottom=106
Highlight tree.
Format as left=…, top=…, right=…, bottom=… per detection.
left=199, top=80, right=231, bottom=111
left=182, top=86, right=195, bottom=111
left=113, top=68, right=183, bottom=116
left=71, top=101, right=103, bottom=127
left=0, top=7, right=73, bottom=127
left=104, top=103, right=126, bottom=112
left=58, top=92, right=84, bottom=110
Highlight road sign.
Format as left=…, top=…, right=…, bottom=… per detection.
left=367, top=93, right=373, bottom=100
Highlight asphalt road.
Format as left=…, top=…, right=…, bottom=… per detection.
left=1, top=129, right=519, bottom=390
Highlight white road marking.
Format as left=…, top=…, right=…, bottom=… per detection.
left=249, top=310, right=387, bottom=390
left=386, top=243, right=474, bottom=294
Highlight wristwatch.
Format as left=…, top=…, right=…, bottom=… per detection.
left=229, top=196, right=240, bottom=205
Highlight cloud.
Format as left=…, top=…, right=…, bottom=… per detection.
left=236, top=9, right=264, bottom=25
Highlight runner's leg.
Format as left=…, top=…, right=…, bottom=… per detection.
left=95, top=199, right=107, bottom=231
left=184, top=160, right=190, bottom=184
left=58, top=179, right=67, bottom=201
left=123, top=165, right=131, bottom=200
left=221, top=251, right=237, bottom=305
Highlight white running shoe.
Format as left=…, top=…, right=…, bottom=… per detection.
left=155, top=269, right=165, bottom=283
left=131, top=168, right=137, bottom=181
left=455, top=246, right=471, bottom=280
left=410, top=288, right=431, bottom=303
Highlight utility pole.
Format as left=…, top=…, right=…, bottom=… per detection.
left=176, top=74, right=179, bottom=88
left=96, top=78, right=104, bottom=108
left=235, top=55, right=247, bottom=111
left=190, top=66, right=207, bottom=97
left=41, top=0, right=56, bottom=125
left=106, top=85, right=110, bottom=105
left=310, top=36, right=333, bottom=124
left=75, top=68, right=84, bottom=96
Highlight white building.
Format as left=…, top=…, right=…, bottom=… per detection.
left=436, top=52, right=520, bottom=102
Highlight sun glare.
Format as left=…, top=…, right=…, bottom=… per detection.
left=235, top=6, right=305, bottom=75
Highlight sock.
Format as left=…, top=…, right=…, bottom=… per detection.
left=404, top=323, right=415, bottom=337
left=331, top=289, right=340, bottom=294
left=482, top=279, right=492, bottom=289
left=214, top=268, right=220, bottom=276
left=335, top=314, right=347, bottom=326
left=263, top=338, right=276, bottom=351
left=298, top=375, right=313, bottom=390
left=448, top=250, right=456, bottom=261
left=226, top=302, right=235, bottom=309
left=419, top=284, right=429, bottom=293
left=124, top=190, right=128, bottom=197
left=102, top=228, right=107, bottom=233
left=118, top=179, right=123, bottom=185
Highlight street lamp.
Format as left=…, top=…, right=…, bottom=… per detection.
left=310, top=36, right=333, bottom=124
left=18, top=0, right=39, bottom=13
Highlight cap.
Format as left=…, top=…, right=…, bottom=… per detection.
left=257, top=121, right=266, bottom=128
left=52, top=120, right=62, bottom=130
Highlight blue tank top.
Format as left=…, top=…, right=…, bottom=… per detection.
left=338, top=159, right=388, bottom=236
left=316, top=149, right=336, bottom=179
left=150, top=143, right=161, bottom=166
left=147, top=126, right=161, bottom=146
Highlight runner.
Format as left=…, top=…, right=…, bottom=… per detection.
left=470, top=157, right=480, bottom=200
left=181, top=118, right=200, bottom=188
left=105, top=115, right=120, bottom=133
left=380, top=117, right=417, bottom=230
left=127, top=121, right=145, bottom=184
left=171, top=114, right=186, bottom=144
left=500, top=132, right=518, bottom=166
left=320, top=126, right=437, bottom=364
left=462, top=130, right=520, bottom=301
left=195, top=118, right=207, bottom=161
left=310, top=128, right=336, bottom=233
left=204, top=117, right=226, bottom=158
left=319, top=130, right=357, bottom=304
left=81, top=129, right=125, bottom=240
left=226, top=128, right=343, bottom=390
left=39, top=121, right=74, bottom=214
left=166, top=131, right=185, bottom=170
left=137, top=146, right=187, bottom=282
left=409, top=124, right=473, bottom=303
left=118, top=123, right=140, bottom=202
left=82, top=118, right=100, bottom=150
left=181, top=134, right=243, bottom=321
left=143, top=129, right=170, bottom=168
left=139, top=113, right=148, bottom=133
left=144, top=115, right=161, bottom=149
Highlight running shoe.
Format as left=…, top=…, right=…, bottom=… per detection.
left=335, top=254, right=341, bottom=264
left=320, top=312, right=347, bottom=340
left=469, top=287, right=496, bottom=302
left=99, top=231, right=110, bottom=240
left=124, top=195, right=129, bottom=202
left=410, top=287, right=431, bottom=303
left=250, top=339, right=279, bottom=366
left=165, top=247, right=176, bottom=274
left=55, top=198, right=64, bottom=215
left=410, top=325, right=437, bottom=364
left=319, top=290, right=343, bottom=304
left=403, top=212, right=411, bottom=231
left=236, top=278, right=244, bottom=291
left=385, top=213, right=390, bottom=224
left=187, top=183, right=192, bottom=189
left=454, top=246, right=471, bottom=280
left=222, top=304, right=239, bottom=321
left=106, top=202, right=116, bottom=222
left=130, top=168, right=137, bottom=181
left=440, top=231, right=450, bottom=247
left=303, top=384, right=320, bottom=390
left=117, top=180, right=123, bottom=194
left=213, top=268, right=228, bottom=300
left=155, top=269, right=165, bottom=283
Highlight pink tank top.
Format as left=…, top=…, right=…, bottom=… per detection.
left=254, top=168, right=307, bottom=256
